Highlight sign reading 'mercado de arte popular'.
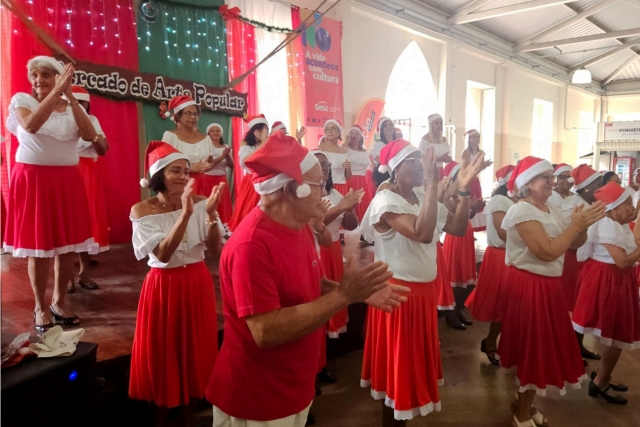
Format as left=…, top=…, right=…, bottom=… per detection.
left=59, top=58, right=248, bottom=117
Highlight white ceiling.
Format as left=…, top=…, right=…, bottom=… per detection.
left=355, top=0, right=640, bottom=94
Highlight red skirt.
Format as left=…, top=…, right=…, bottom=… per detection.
left=129, top=261, right=218, bottom=408
left=561, top=249, right=584, bottom=312
left=228, top=174, right=260, bottom=231
left=465, top=247, right=508, bottom=322
left=78, top=157, right=109, bottom=252
left=436, top=242, right=454, bottom=310
left=333, top=183, right=349, bottom=196
left=497, top=267, right=587, bottom=395
left=3, top=163, right=94, bottom=258
left=442, top=221, right=476, bottom=287
left=198, top=175, right=232, bottom=225
left=347, top=174, right=373, bottom=221
left=361, top=278, right=443, bottom=421
left=321, top=241, right=348, bottom=338
left=365, top=170, right=377, bottom=197
left=572, top=260, right=640, bottom=351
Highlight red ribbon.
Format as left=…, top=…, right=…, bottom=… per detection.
left=218, top=5, right=241, bottom=20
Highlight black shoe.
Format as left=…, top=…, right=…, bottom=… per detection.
left=306, top=414, right=316, bottom=426
left=588, top=381, right=627, bottom=404
left=88, top=259, right=99, bottom=267
left=581, top=348, right=601, bottom=360
left=49, top=305, right=81, bottom=325
left=590, top=370, right=628, bottom=392
left=445, top=313, right=466, bottom=330
left=457, top=311, right=473, bottom=326
left=480, top=339, right=499, bottom=366
left=33, top=312, right=54, bottom=333
left=317, top=367, right=337, bottom=383
left=78, top=279, right=99, bottom=290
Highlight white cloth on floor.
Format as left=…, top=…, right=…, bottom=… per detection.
left=29, top=326, right=85, bottom=358
left=213, top=403, right=311, bottom=427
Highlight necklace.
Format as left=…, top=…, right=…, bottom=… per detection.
left=158, top=196, right=188, bottom=243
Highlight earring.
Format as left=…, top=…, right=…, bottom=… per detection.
left=584, top=189, right=590, bottom=193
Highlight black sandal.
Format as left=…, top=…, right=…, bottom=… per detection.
left=49, top=305, right=81, bottom=325
left=33, top=311, right=54, bottom=333
left=78, top=279, right=98, bottom=290
left=481, top=339, right=499, bottom=365
left=589, top=381, right=627, bottom=404
left=590, top=370, right=628, bottom=392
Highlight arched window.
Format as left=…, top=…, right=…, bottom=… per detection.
left=385, top=42, right=438, bottom=146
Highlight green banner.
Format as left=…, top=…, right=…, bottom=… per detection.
left=138, top=0, right=234, bottom=193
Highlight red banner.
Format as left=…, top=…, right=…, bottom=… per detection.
left=301, top=11, right=344, bottom=127
left=354, top=98, right=386, bottom=150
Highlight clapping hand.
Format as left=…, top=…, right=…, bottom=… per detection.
left=421, top=146, right=438, bottom=188
left=571, top=202, right=605, bottom=230
left=437, top=176, right=451, bottom=203
left=181, top=179, right=195, bottom=217
left=206, top=182, right=225, bottom=217
left=339, top=256, right=394, bottom=304
left=296, top=126, right=306, bottom=141
left=338, top=189, right=364, bottom=212
left=311, top=199, right=331, bottom=230
left=55, top=63, right=75, bottom=97
left=457, top=152, right=485, bottom=189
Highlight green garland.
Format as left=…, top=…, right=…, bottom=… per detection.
left=152, top=0, right=293, bottom=33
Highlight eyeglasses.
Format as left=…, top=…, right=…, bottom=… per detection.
left=304, top=180, right=326, bottom=189
left=535, top=174, right=556, bottom=183
left=556, top=175, right=571, bottom=181
left=325, top=126, right=339, bottom=132
left=182, top=111, right=200, bottom=118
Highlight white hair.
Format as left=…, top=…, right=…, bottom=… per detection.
left=518, top=186, right=531, bottom=199
left=27, top=58, right=61, bottom=79
left=263, top=190, right=283, bottom=203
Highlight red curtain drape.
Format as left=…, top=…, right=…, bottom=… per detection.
left=225, top=19, right=258, bottom=200
left=1, top=0, right=140, bottom=244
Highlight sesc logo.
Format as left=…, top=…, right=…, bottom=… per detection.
left=315, top=102, right=329, bottom=111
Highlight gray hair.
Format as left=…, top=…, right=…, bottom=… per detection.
left=27, top=58, right=61, bottom=79
left=518, top=186, right=531, bottom=199
left=263, top=190, right=283, bottom=203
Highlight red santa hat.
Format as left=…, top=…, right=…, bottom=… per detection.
left=495, top=164, right=515, bottom=187
left=245, top=132, right=319, bottom=197
left=464, top=129, right=480, bottom=144
left=244, top=113, right=268, bottom=130
left=378, top=139, right=420, bottom=174
left=27, top=55, right=63, bottom=74
left=595, top=182, right=635, bottom=212
left=165, top=95, right=197, bottom=119
left=443, top=161, right=461, bottom=179
left=572, top=164, right=601, bottom=191
left=69, top=85, right=90, bottom=102
left=205, top=123, right=223, bottom=136
left=324, top=119, right=343, bottom=135
left=347, top=124, right=364, bottom=140
left=554, top=163, right=574, bottom=182
left=377, top=116, right=392, bottom=133
left=271, top=121, right=287, bottom=133
left=428, top=113, right=443, bottom=125
left=394, top=127, right=403, bottom=137
left=139, top=141, right=189, bottom=187
left=507, top=156, right=553, bottom=198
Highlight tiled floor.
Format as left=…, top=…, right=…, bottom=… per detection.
left=4, top=235, right=640, bottom=427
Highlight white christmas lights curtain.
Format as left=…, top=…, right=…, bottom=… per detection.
left=228, top=0, right=293, bottom=132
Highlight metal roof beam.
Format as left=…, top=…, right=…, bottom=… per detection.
left=448, top=0, right=580, bottom=25
left=569, top=39, right=640, bottom=72
left=516, top=27, right=640, bottom=52
left=519, top=0, right=615, bottom=45
left=603, top=54, right=640, bottom=84
left=447, top=0, right=494, bottom=23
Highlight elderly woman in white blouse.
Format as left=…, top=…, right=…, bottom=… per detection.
left=162, top=95, right=215, bottom=196
left=5, top=56, right=98, bottom=332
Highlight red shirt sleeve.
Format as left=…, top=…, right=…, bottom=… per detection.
left=229, top=241, right=282, bottom=318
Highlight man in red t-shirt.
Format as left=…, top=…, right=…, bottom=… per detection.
left=206, top=132, right=409, bottom=426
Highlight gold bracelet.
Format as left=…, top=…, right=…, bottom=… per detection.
left=205, top=214, right=219, bottom=228
left=69, top=101, right=79, bottom=106
left=312, top=224, right=326, bottom=235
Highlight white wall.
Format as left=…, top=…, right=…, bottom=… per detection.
left=289, top=0, right=607, bottom=170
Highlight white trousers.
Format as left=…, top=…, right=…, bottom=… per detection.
left=212, top=403, right=312, bottom=427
